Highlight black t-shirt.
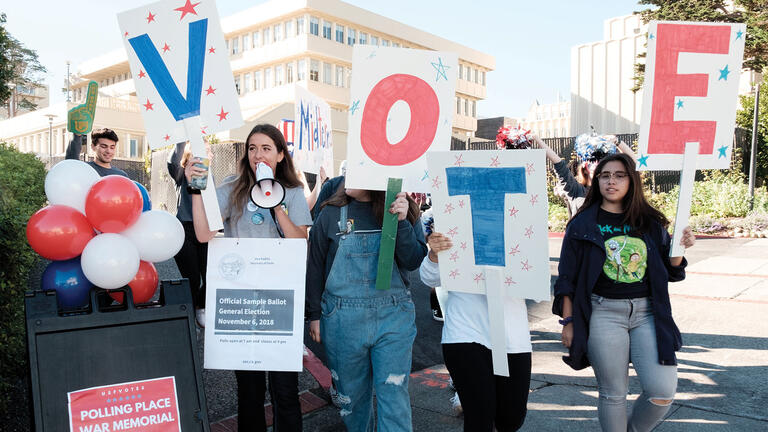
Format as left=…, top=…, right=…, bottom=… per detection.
left=592, top=208, right=650, bottom=299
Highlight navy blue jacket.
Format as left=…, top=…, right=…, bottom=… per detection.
left=552, top=204, right=687, bottom=370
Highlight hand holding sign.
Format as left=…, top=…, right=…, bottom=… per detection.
left=68, top=81, right=98, bottom=135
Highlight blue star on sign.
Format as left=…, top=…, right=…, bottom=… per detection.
left=349, top=100, right=360, bottom=115
left=431, top=57, right=450, bottom=82
left=638, top=154, right=649, bottom=167
left=648, top=33, right=655, bottom=40
left=367, top=50, right=376, bottom=59
left=718, top=145, right=728, bottom=158
left=718, top=65, right=731, bottom=81
left=676, top=99, right=684, bottom=109
left=736, top=30, right=744, bottom=40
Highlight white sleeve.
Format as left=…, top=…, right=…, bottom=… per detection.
left=419, top=256, right=441, bottom=288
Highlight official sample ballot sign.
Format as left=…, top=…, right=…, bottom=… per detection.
left=68, top=377, right=181, bottom=432
left=204, top=238, right=307, bottom=371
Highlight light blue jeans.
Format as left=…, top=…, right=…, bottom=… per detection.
left=587, top=295, right=677, bottom=432
left=320, top=209, right=417, bottom=432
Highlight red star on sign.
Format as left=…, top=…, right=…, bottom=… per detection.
left=138, top=69, right=146, bottom=79
left=146, top=11, right=156, bottom=23
left=526, top=163, right=535, bottom=175
left=524, top=225, right=534, bottom=239
left=124, top=31, right=129, bottom=37
left=449, top=269, right=460, bottom=279
left=217, top=107, right=229, bottom=121
left=529, top=194, right=538, bottom=206
left=162, top=43, right=171, bottom=53
left=508, top=206, right=519, bottom=217
left=473, top=272, right=485, bottom=284
left=447, top=227, right=458, bottom=238
left=459, top=241, right=467, bottom=250
left=143, top=99, right=154, bottom=111
left=521, top=259, right=532, bottom=271
left=490, top=155, right=500, bottom=167
left=164, top=134, right=170, bottom=141
left=458, top=200, right=465, bottom=208
left=444, top=203, right=455, bottom=214
left=449, top=251, right=459, bottom=262
left=508, top=244, right=520, bottom=256
left=174, top=0, right=201, bottom=21
left=504, top=277, right=516, bottom=286
left=454, top=154, right=465, bottom=166
left=200, top=127, right=208, bottom=134
left=208, top=46, right=216, bottom=54
left=431, top=176, right=442, bottom=190
left=204, top=85, right=216, bottom=95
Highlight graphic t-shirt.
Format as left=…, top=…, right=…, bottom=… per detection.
left=592, top=208, right=650, bottom=299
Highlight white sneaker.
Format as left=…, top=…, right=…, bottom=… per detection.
left=448, top=377, right=455, bottom=390
left=196, top=309, right=206, bottom=328
left=450, top=392, right=462, bottom=416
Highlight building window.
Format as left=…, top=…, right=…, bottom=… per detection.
left=474, top=68, right=479, bottom=83
left=274, top=24, right=283, bottom=42
left=244, top=73, right=251, bottom=93
left=464, top=99, right=468, bottom=116
left=298, top=59, right=306, bottom=80
left=286, top=63, right=294, bottom=83
left=225, top=39, right=229, bottom=52
left=231, top=37, right=239, bottom=55
left=335, top=24, right=344, bottom=43
left=309, top=16, right=319, bottom=36
left=242, top=34, right=250, bottom=51
left=348, top=29, right=356, bottom=45
left=322, top=20, right=332, bottom=39
left=335, top=65, right=344, bottom=87
left=263, top=27, right=271, bottom=45
left=234, top=75, right=241, bottom=94
left=371, top=35, right=379, bottom=46
left=310, top=60, right=320, bottom=81
left=456, top=97, right=461, bottom=115
left=359, top=32, right=367, bottom=45
left=264, top=68, right=272, bottom=89
left=253, top=31, right=261, bottom=48
left=254, top=70, right=261, bottom=90
left=458, top=64, right=463, bottom=80
left=382, top=39, right=390, bottom=47
left=296, top=16, right=305, bottom=35
left=481, top=71, right=486, bottom=86
left=275, top=65, right=284, bottom=86
left=393, top=42, right=400, bottom=47
left=130, top=139, right=138, bottom=158
left=323, top=62, right=332, bottom=84
left=471, top=100, right=476, bottom=118
left=284, top=20, right=293, bottom=38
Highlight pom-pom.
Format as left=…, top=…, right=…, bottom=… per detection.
left=574, top=133, right=618, bottom=163
left=495, top=126, right=532, bottom=150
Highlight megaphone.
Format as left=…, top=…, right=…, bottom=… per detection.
left=250, top=162, right=286, bottom=209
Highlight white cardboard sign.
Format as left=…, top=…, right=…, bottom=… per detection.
left=637, top=21, right=746, bottom=171
left=204, top=238, right=307, bottom=372
left=293, top=85, right=334, bottom=175
left=426, top=150, right=550, bottom=301
left=118, top=0, right=243, bottom=150
left=346, top=46, right=457, bottom=192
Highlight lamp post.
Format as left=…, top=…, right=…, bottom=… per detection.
left=44, top=114, right=57, bottom=164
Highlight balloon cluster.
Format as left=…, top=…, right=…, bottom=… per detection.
left=574, top=133, right=618, bottom=163
left=495, top=126, right=532, bottom=150
left=27, top=160, right=184, bottom=309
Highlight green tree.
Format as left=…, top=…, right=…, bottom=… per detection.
left=0, top=12, right=47, bottom=114
left=736, top=77, right=768, bottom=183
left=632, top=0, right=768, bottom=91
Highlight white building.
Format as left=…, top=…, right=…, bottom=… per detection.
left=0, top=0, right=494, bottom=169
left=516, top=96, right=570, bottom=138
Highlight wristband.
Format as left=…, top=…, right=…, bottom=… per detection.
left=558, top=316, right=573, bottom=326
left=186, top=186, right=201, bottom=195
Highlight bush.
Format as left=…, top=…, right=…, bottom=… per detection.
left=548, top=202, right=569, bottom=232
left=0, top=143, right=47, bottom=414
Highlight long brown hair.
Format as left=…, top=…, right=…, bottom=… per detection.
left=229, top=124, right=302, bottom=222
left=570, top=153, right=669, bottom=232
left=320, top=178, right=421, bottom=225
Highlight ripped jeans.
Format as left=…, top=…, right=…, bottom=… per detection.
left=320, top=292, right=417, bottom=432
left=588, top=295, right=677, bottom=432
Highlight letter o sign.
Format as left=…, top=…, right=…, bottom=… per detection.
left=360, top=74, right=439, bottom=166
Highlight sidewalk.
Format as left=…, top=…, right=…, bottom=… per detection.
left=195, top=237, right=768, bottom=431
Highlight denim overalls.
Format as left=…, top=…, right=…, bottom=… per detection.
left=319, top=204, right=417, bottom=432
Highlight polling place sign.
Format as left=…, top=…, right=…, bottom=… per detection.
left=68, top=376, right=181, bottom=432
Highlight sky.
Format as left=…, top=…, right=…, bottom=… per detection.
left=2, top=0, right=643, bottom=119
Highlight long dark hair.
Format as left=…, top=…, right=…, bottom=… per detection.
left=320, top=178, right=421, bottom=225
left=229, top=124, right=302, bottom=222
left=570, top=153, right=669, bottom=232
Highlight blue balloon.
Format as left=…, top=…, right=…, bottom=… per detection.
left=134, top=181, right=152, bottom=212
left=41, top=257, right=93, bottom=309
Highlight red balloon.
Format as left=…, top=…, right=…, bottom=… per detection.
left=85, top=175, right=143, bottom=233
left=26, top=205, right=95, bottom=260
left=110, top=261, right=159, bottom=304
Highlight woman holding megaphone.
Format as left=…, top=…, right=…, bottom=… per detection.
left=306, top=183, right=427, bottom=431
left=186, top=124, right=312, bottom=432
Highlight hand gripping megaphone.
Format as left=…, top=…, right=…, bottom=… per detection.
left=250, top=162, right=286, bottom=209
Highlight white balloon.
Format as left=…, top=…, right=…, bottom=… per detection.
left=45, top=160, right=100, bottom=214
left=81, top=233, right=140, bottom=289
left=122, top=210, right=185, bottom=262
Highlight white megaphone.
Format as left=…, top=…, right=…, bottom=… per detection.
left=250, top=162, right=286, bottom=209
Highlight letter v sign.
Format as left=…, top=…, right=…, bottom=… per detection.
left=128, top=19, right=207, bottom=121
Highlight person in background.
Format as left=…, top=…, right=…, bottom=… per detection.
left=298, top=166, right=329, bottom=213
left=554, top=153, right=695, bottom=432
left=186, top=124, right=311, bottom=432
left=65, top=128, right=129, bottom=177
left=312, top=160, right=346, bottom=220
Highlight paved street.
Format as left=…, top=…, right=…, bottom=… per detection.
left=157, top=236, right=768, bottom=431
